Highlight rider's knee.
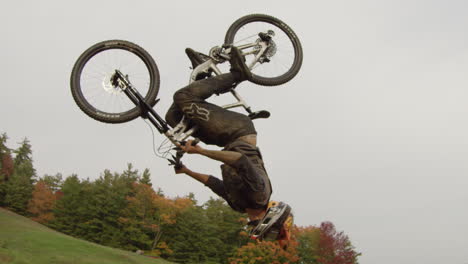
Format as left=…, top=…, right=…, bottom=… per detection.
left=173, top=89, right=193, bottom=106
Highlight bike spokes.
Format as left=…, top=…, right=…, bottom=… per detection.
left=79, top=49, right=152, bottom=115
left=231, top=22, right=296, bottom=79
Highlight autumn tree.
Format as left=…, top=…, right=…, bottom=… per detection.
left=230, top=240, right=300, bottom=264
left=119, top=181, right=193, bottom=254
left=119, top=182, right=160, bottom=250
left=315, top=222, right=360, bottom=264
left=27, top=180, right=57, bottom=223
left=0, top=133, right=14, bottom=181
left=0, top=133, right=13, bottom=205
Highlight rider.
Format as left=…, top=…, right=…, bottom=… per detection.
left=165, top=47, right=290, bottom=235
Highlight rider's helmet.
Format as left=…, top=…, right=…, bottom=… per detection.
left=248, top=200, right=294, bottom=249
left=262, top=201, right=294, bottom=242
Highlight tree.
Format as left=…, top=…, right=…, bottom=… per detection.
left=140, top=168, right=152, bottom=186
left=316, top=222, right=360, bottom=264
left=13, top=138, right=34, bottom=166
left=3, top=138, right=36, bottom=214
left=0, top=133, right=14, bottom=181
left=202, top=198, right=248, bottom=262
left=50, top=174, right=88, bottom=235
left=119, top=182, right=193, bottom=253
left=51, top=168, right=140, bottom=248
left=1, top=154, right=14, bottom=181
left=119, top=182, right=160, bottom=250
left=296, top=226, right=321, bottom=264
left=230, top=240, right=300, bottom=264
left=0, top=133, right=13, bottom=205
left=0, top=133, right=9, bottom=158
left=27, top=180, right=56, bottom=223
left=161, top=204, right=212, bottom=263
left=41, top=173, right=63, bottom=192
left=122, top=163, right=139, bottom=182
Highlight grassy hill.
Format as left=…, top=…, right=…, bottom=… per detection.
left=0, top=208, right=173, bottom=264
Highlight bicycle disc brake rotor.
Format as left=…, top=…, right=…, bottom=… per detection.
left=255, top=30, right=277, bottom=62
left=102, top=72, right=123, bottom=95
left=264, top=39, right=277, bottom=58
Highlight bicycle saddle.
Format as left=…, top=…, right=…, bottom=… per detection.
left=185, top=48, right=210, bottom=68
left=185, top=48, right=213, bottom=80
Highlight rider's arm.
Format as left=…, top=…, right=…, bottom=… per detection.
left=176, top=165, right=210, bottom=184
left=197, top=148, right=241, bottom=165
left=176, top=165, right=228, bottom=200
left=179, top=140, right=241, bottom=165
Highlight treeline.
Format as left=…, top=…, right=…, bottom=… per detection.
left=0, top=133, right=360, bottom=264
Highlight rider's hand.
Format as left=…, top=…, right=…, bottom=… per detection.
left=179, top=140, right=203, bottom=154
left=175, top=164, right=189, bottom=174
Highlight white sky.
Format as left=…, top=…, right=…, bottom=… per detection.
left=1, top=1, right=468, bottom=264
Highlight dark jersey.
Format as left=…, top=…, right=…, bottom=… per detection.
left=205, top=140, right=272, bottom=212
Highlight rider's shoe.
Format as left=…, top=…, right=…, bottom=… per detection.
left=229, top=46, right=252, bottom=83
left=185, top=48, right=212, bottom=80
left=249, top=201, right=292, bottom=241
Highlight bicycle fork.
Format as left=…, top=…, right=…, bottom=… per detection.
left=111, top=70, right=177, bottom=142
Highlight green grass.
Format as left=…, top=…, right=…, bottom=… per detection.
left=0, top=208, right=173, bottom=264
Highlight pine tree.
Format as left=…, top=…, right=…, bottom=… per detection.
left=4, top=138, right=36, bottom=214
left=50, top=174, right=86, bottom=235
left=203, top=198, right=248, bottom=262
left=41, top=173, right=63, bottom=192
left=0, top=133, right=9, bottom=157
left=122, top=163, right=139, bottom=181
left=162, top=204, right=212, bottom=263
left=140, top=168, right=152, bottom=186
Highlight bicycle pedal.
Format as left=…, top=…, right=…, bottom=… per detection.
left=249, top=110, right=270, bottom=120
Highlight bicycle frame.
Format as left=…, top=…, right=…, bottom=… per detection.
left=113, top=36, right=272, bottom=147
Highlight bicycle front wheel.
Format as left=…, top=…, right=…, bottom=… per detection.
left=225, top=14, right=303, bottom=86
left=70, top=40, right=160, bottom=124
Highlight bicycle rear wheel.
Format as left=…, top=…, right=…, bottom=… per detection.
left=225, top=14, right=303, bottom=86
left=70, top=40, right=160, bottom=124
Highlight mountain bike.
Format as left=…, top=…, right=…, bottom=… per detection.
left=70, top=14, right=303, bottom=164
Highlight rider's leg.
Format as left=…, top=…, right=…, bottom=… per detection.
left=165, top=102, right=183, bottom=128
left=165, top=46, right=251, bottom=127
left=164, top=48, right=253, bottom=145
left=165, top=71, right=238, bottom=128
left=168, top=73, right=255, bottom=146
left=230, top=46, right=252, bottom=82
left=165, top=72, right=237, bottom=130
left=174, top=73, right=238, bottom=101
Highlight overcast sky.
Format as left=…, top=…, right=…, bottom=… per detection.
left=2, top=1, right=468, bottom=264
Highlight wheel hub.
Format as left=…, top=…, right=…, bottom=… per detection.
left=264, top=39, right=277, bottom=58
left=102, top=72, right=123, bottom=94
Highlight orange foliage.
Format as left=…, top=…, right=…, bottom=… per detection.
left=123, top=183, right=194, bottom=228
left=315, top=222, right=360, bottom=264
left=230, top=240, right=300, bottom=264
left=1, top=154, right=14, bottom=180
left=27, top=181, right=57, bottom=223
